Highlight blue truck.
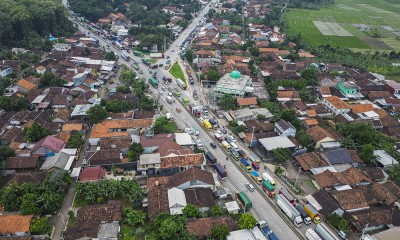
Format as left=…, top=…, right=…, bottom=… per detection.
left=214, top=163, right=227, bottom=180
left=257, top=221, right=279, bottom=240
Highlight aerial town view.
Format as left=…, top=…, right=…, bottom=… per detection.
left=1, top=0, right=400, bottom=239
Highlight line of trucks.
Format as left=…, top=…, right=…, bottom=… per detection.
left=305, top=223, right=340, bottom=240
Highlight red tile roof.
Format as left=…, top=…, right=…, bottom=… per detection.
left=0, top=215, right=32, bottom=234
left=237, top=97, right=257, bottom=106
left=79, top=166, right=106, bottom=182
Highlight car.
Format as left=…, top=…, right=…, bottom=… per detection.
left=203, top=109, right=209, bottom=114
left=106, top=45, right=110, bottom=48
left=217, top=130, right=223, bottom=135
left=159, top=92, right=164, bottom=96
left=227, top=135, right=235, bottom=142
left=168, top=92, right=172, bottom=96
left=245, top=183, right=255, bottom=192
left=161, top=86, right=166, bottom=91
left=166, top=56, right=170, bottom=59
left=172, top=50, right=175, bottom=52
left=203, top=115, right=209, bottom=120
left=210, top=142, right=217, bottom=149
left=199, top=116, right=204, bottom=122
left=185, top=128, right=194, bottom=135
left=225, top=136, right=233, bottom=143
left=149, top=70, right=152, bottom=74
left=159, top=64, right=163, bottom=67
left=176, top=107, right=181, bottom=112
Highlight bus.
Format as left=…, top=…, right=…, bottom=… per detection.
left=240, top=158, right=251, bottom=172
left=164, top=60, right=171, bottom=69
left=142, top=58, right=150, bottom=66
left=121, top=51, right=130, bottom=62
left=148, top=78, right=158, bottom=88
left=236, top=192, right=252, bottom=211
left=133, top=51, right=144, bottom=57
left=172, top=88, right=181, bottom=97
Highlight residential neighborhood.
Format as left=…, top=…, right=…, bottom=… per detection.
left=1, top=0, right=400, bottom=240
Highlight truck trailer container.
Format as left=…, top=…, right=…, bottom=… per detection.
left=240, top=158, right=251, bottom=172
left=315, top=223, right=340, bottom=240
left=236, top=192, right=252, bottom=211
left=295, top=204, right=312, bottom=225
left=257, top=221, right=279, bottom=240
left=249, top=152, right=261, bottom=163
left=275, top=194, right=303, bottom=227
left=305, top=229, right=322, bottom=240
left=205, top=151, right=217, bottom=165
left=214, top=163, right=227, bottom=180
left=304, top=203, right=321, bottom=224
left=121, top=51, right=130, bottom=61
left=279, top=187, right=296, bottom=205
left=176, top=78, right=187, bottom=90
left=250, top=171, right=262, bottom=184
left=148, top=78, right=158, bottom=88
left=262, top=173, right=276, bottom=186
left=262, top=180, right=276, bottom=198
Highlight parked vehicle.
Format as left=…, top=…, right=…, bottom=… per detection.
left=238, top=149, right=247, bottom=158
left=229, top=142, right=239, bottom=151
left=240, top=158, right=251, bottom=172
left=279, top=187, right=296, bottom=206
left=229, top=148, right=240, bottom=160
left=295, top=205, right=312, bottom=225
left=249, top=152, right=261, bottom=163
left=176, top=78, right=187, bottom=90
left=250, top=171, right=262, bottom=184
left=236, top=191, right=252, bottom=210
left=176, top=107, right=181, bottom=112
left=257, top=221, right=279, bottom=240
left=202, top=119, right=212, bottom=130
left=262, top=173, right=276, bottom=186
left=252, top=162, right=259, bottom=171
left=262, top=180, right=275, bottom=198
left=305, top=229, right=322, bottom=240
left=275, top=194, right=303, bottom=227
left=315, top=223, right=340, bottom=240
left=214, top=163, right=227, bottom=180
left=304, top=204, right=321, bottom=224
left=222, top=141, right=230, bottom=150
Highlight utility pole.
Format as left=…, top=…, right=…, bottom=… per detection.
left=250, top=126, right=255, bottom=147
left=294, top=167, right=301, bottom=188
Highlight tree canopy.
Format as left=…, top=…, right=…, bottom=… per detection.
left=87, top=105, right=108, bottom=124
left=128, top=142, right=144, bottom=162
left=238, top=213, right=257, bottom=229
left=23, top=122, right=50, bottom=142
left=0, top=96, right=28, bottom=112
left=39, top=72, right=67, bottom=88
left=218, top=94, right=237, bottom=110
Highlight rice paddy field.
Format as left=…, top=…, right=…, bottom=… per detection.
left=284, top=0, right=400, bottom=51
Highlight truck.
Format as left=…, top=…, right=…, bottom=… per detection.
left=142, top=58, right=150, bottom=66
left=262, top=180, right=275, bottom=198
left=315, top=223, right=340, bottom=240
left=295, top=205, right=312, bottom=225
left=230, top=148, right=240, bottom=160
left=176, top=78, right=187, bottom=90
left=236, top=192, right=252, bottom=211
left=164, top=60, right=171, bottom=69
left=133, top=51, right=144, bottom=57
left=279, top=187, right=296, bottom=206
left=166, top=96, right=173, bottom=104
left=257, top=221, right=279, bottom=240
left=214, top=133, right=223, bottom=142
left=249, top=152, right=261, bottom=163
left=214, top=163, right=227, bottom=180
left=172, top=88, right=180, bottom=97
left=222, top=141, right=230, bottom=149
left=193, top=90, right=198, bottom=99
left=304, top=203, right=321, bottom=224
left=251, top=171, right=262, bottom=184
left=305, top=229, right=322, bottom=240
left=131, top=63, right=140, bottom=70
left=262, top=173, right=276, bottom=187
left=275, top=194, right=303, bottom=227
left=240, top=158, right=251, bottom=172
left=148, top=78, right=158, bottom=88
left=150, top=53, right=163, bottom=58
left=205, top=151, right=217, bottom=165
left=121, top=51, right=130, bottom=61
left=202, top=119, right=212, bottom=130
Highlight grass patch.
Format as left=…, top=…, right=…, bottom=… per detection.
left=148, top=59, right=157, bottom=64
left=284, top=0, right=400, bottom=51
left=73, top=197, right=91, bottom=207
left=169, top=62, right=186, bottom=82
left=163, top=122, right=178, bottom=133
left=120, top=225, right=136, bottom=240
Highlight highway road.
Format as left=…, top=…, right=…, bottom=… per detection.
left=61, top=1, right=304, bottom=239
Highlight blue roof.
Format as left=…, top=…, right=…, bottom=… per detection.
left=323, top=148, right=354, bottom=165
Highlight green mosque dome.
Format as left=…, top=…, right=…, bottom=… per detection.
left=229, top=70, right=241, bottom=79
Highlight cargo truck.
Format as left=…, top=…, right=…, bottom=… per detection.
left=249, top=152, right=261, bottom=163
left=222, top=141, right=230, bottom=149
left=262, top=173, right=276, bottom=187
left=275, top=194, right=303, bottom=227
left=176, top=78, right=187, bottom=90
left=304, top=203, right=321, bottom=224
left=295, top=205, right=312, bottom=225
left=142, top=58, right=150, bottom=66
left=240, top=158, right=251, bottom=172
left=172, top=88, right=180, bottom=97
left=315, top=223, right=340, bottom=240
left=262, top=180, right=275, bottom=198
left=205, top=151, right=217, bottom=165
left=236, top=192, right=252, bottom=211
left=121, top=51, right=130, bottom=61
left=306, top=229, right=322, bottom=240
left=279, top=187, right=296, bottom=206
left=148, top=78, right=158, bottom=88
left=214, top=163, right=227, bottom=180
left=133, top=51, right=144, bottom=57
left=250, top=171, right=262, bottom=184
left=229, top=148, right=239, bottom=160
left=202, top=119, right=212, bottom=130
left=257, top=221, right=279, bottom=240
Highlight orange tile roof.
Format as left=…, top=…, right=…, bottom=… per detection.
left=320, top=86, right=332, bottom=96
left=307, top=109, right=317, bottom=117
left=0, top=215, right=32, bottom=234
left=298, top=51, right=315, bottom=58
left=350, top=104, right=374, bottom=113
left=277, top=91, right=300, bottom=99
left=278, top=50, right=290, bottom=55
left=160, top=154, right=205, bottom=168
left=304, top=118, right=319, bottom=126
left=237, top=97, right=257, bottom=106
left=91, top=119, right=153, bottom=138
left=324, top=96, right=350, bottom=109
left=374, top=108, right=389, bottom=118
left=196, top=50, right=215, bottom=56
left=16, top=79, right=36, bottom=91
left=259, top=48, right=279, bottom=53
left=62, top=123, right=83, bottom=132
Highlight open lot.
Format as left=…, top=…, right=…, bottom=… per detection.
left=285, top=0, right=400, bottom=51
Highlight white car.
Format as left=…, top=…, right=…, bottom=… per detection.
left=203, top=116, right=209, bottom=120
left=227, top=135, right=235, bottom=143
left=168, top=92, right=172, bottom=96
left=245, top=183, right=255, bottom=192
left=159, top=92, right=164, bottom=96
left=184, top=127, right=194, bottom=135
left=161, top=86, right=166, bottom=91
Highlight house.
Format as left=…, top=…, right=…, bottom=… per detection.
left=0, top=172, right=47, bottom=189
left=277, top=90, right=301, bottom=102
left=323, top=96, right=351, bottom=115
left=227, top=227, right=268, bottom=240
left=237, top=97, right=257, bottom=109
left=229, top=108, right=273, bottom=122
left=337, top=81, right=363, bottom=99
left=97, top=222, right=119, bottom=240
left=79, top=166, right=107, bottom=182
left=294, top=152, right=330, bottom=173
left=258, top=136, right=296, bottom=156
left=374, top=150, right=399, bottom=170
left=186, top=216, right=237, bottom=238
left=174, top=133, right=196, bottom=148
left=274, top=119, right=296, bottom=137
left=140, top=134, right=193, bottom=157
left=184, top=188, right=214, bottom=212
left=15, top=79, right=37, bottom=93
left=31, top=135, right=66, bottom=156
left=40, top=149, right=77, bottom=171
left=52, top=109, right=71, bottom=123
left=0, top=65, right=13, bottom=77
left=311, top=190, right=342, bottom=216
left=314, top=168, right=371, bottom=189
left=348, top=207, right=399, bottom=232
left=363, top=167, right=388, bottom=182
left=65, top=200, right=121, bottom=240
left=86, top=149, right=122, bottom=166
left=385, top=80, right=400, bottom=97
left=322, top=148, right=362, bottom=171
left=330, top=188, right=370, bottom=212
left=306, top=125, right=339, bottom=148
left=168, top=187, right=187, bottom=215
left=0, top=215, right=33, bottom=237
left=54, top=43, right=72, bottom=51
left=36, top=66, right=46, bottom=75
left=4, top=156, right=40, bottom=172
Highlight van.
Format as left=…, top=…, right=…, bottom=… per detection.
left=222, top=141, right=230, bottom=149
left=252, top=162, right=259, bottom=171
left=245, top=183, right=255, bottom=192
left=229, top=142, right=239, bottom=151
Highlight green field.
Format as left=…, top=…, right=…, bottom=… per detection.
left=169, top=61, right=186, bottom=82
left=285, top=0, right=400, bottom=51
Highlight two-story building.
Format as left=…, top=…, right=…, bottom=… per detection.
left=274, top=119, right=296, bottom=137
left=0, top=65, right=13, bottom=77
left=337, top=81, right=363, bottom=99
left=323, top=96, right=351, bottom=115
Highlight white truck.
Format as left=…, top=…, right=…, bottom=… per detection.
left=306, top=229, right=322, bottom=240
left=275, top=194, right=303, bottom=227
left=166, top=96, right=173, bottom=104
left=315, top=223, right=340, bottom=240
left=262, top=172, right=276, bottom=186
